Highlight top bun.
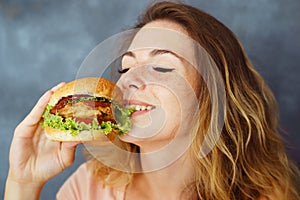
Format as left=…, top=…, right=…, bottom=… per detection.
left=49, top=77, right=122, bottom=106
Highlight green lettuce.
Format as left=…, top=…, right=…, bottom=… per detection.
left=66, top=96, right=111, bottom=104
left=41, top=103, right=134, bottom=136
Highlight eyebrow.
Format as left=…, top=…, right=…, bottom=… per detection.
left=122, top=51, right=135, bottom=58
left=122, top=49, right=181, bottom=59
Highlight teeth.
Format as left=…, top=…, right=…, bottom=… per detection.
left=135, top=105, right=141, bottom=111
left=142, top=106, right=147, bottom=111
left=127, top=105, right=154, bottom=111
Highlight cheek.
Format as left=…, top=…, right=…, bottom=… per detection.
left=151, top=86, right=182, bottom=119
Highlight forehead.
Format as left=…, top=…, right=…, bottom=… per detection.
left=143, top=20, right=188, bottom=34
left=127, top=20, right=197, bottom=67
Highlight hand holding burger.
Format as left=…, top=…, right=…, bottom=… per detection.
left=41, top=77, right=133, bottom=142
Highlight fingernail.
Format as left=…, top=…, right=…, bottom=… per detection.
left=51, top=82, right=65, bottom=92
left=40, top=90, right=51, bottom=102
left=57, top=82, right=66, bottom=86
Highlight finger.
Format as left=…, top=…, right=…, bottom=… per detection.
left=14, top=82, right=66, bottom=139
left=14, top=90, right=52, bottom=138
left=22, top=90, right=52, bottom=127
left=59, top=142, right=80, bottom=169
left=62, top=141, right=82, bottom=148
left=19, top=82, right=65, bottom=130
left=50, top=82, right=66, bottom=92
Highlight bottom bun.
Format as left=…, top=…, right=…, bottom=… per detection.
left=44, top=126, right=116, bottom=142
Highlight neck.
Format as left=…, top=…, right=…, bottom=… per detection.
left=126, top=150, right=197, bottom=200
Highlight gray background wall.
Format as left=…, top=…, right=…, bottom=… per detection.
left=1, top=0, right=299, bottom=199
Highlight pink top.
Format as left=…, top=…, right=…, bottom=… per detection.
left=56, top=163, right=125, bottom=200
left=56, top=163, right=272, bottom=199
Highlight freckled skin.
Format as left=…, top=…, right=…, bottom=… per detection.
left=117, top=20, right=199, bottom=151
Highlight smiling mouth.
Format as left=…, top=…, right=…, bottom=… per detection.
left=126, top=105, right=155, bottom=111
left=124, top=100, right=156, bottom=112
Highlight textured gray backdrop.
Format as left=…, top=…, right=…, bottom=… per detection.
left=1, top=0, right=299, bottom=199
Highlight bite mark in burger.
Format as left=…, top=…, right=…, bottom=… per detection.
left=41, top=77, right=134, bottom=142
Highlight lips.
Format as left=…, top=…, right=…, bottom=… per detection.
left=124, top=99, right=156, bottom=115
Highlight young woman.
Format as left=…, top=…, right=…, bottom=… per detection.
left=5, top=2, right=299, bottom=200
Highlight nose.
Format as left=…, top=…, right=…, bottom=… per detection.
left=117, top=68, right=145, bottom=95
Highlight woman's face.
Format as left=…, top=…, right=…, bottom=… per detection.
left=117, top=20, right=199, bottom=150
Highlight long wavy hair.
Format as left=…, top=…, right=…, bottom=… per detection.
left=85, top=1, right=300, bottom=199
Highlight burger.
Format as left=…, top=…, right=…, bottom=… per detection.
left=41, top=77, right=134, bottom=142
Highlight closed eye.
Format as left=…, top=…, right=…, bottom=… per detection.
left=153, top=67, right=175, bottom=73
left=118, top=68, right=130, bottom=74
